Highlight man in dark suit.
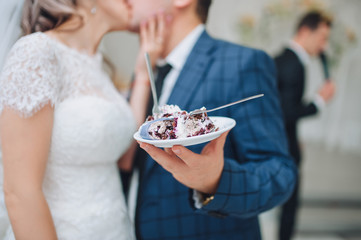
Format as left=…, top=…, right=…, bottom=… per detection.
left=275, top=11, right=336, bottom=240
left=127, top=0, right=297, bottom=239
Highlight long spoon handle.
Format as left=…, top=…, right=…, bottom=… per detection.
left=145, top=52, right=159, bottom=114
left=190, top=94, right=264, bottom=115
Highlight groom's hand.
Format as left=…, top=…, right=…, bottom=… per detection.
left=138, top=132, right=229, bottom=194
left=134, top=10, right=172, bottom=80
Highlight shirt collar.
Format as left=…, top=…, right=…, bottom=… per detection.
left=158, top=24, right=205, bottom=70
left=288, top=40, right=311, bottom=66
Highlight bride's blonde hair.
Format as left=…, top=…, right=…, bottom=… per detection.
left=21, top=0, right=80, bottom=35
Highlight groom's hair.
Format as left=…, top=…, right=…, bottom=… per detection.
left=196, top=0, right=212, bottom=23
left=296, top=11, right=332, bottom=32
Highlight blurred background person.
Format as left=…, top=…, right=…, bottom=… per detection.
left=274, top=11, right=336, bottom=240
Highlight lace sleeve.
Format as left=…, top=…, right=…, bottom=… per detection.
left=0, top=34, right=60, bottom=118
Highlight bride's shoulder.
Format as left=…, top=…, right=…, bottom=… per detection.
left=15, top=32, right=51, bottom=46
left=3, top=32, right=58, bottom=71
left=0, top=33, right=61, bottom=118
left=10, top=32, right=55, bottom=57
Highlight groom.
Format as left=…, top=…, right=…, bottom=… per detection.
left=127, top=0, right=297, bottom=239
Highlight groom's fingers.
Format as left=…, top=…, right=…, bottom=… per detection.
left=215, top=131, right=229, bottom=149
left=172, top=132, right=229, bottom=167
left=209, top=131, right=229, bottom=152
left=200, top=131, right=229, bottom=155
left=171, top=145, right=201, bottom=167
left=138, top=142, right=185, bottom=173
left=164, top=148, right=177, bottom=157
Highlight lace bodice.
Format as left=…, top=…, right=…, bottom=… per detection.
left=0, top=32, right=127, bottom=117
left=0, top=33, right=136, bottom=239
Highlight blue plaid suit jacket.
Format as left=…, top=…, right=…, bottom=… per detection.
left=135, top=31, right=297, bottom=240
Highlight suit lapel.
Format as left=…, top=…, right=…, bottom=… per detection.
left=143, top=31, right=217, bottom=176
left=167, top=31, right=216, bottom=110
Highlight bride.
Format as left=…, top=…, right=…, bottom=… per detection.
left=0, top=0, right=167, bottom=239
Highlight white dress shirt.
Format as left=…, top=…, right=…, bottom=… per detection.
left=288, top=40, right=325, bottom=110
left=288, top=40, right=311, bottom=66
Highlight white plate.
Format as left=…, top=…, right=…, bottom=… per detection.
left=133, top=116, right=236, bottom=148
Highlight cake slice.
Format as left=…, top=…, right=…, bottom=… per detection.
left=145, top=105, right=217, bottom=140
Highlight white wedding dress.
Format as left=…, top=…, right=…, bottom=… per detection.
left=0, top=32, right=136, bottom=240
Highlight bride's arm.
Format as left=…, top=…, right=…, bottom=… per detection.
left=1, top=105, right=57, bottom=240
left=119, top=72, right=150, bottom=171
